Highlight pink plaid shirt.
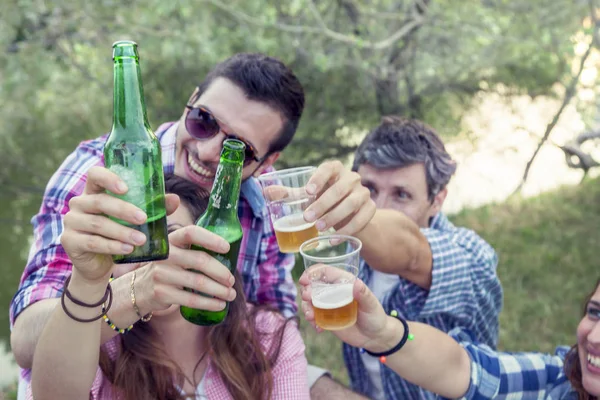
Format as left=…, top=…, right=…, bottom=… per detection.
left=26, top=309, right=310, bottom=399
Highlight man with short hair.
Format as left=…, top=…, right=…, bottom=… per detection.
left=10, top=53, right=373, bottom=398
left=344, top=116, right=503, bottom=399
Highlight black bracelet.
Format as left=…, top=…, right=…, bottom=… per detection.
left=64, top=275, right=111, bottom=308
left=60, top=277, right=113, bottom=323
left=361, top=310, right=414, bottom=363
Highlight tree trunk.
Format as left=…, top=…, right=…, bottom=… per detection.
left=375, top=73, right=403, bottom=116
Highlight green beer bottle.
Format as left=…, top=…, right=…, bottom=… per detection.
left=181, top=139, right=245, bottom=326
left=103, top=40, right=169, bottom=264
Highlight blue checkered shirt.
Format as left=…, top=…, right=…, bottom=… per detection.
left=449, top=329, right=577, bottom=399
left=343, top=213, right=503, bottom=399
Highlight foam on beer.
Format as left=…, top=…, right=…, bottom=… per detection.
left=312, top=283, right=354, bottom=310
left=273, top=213, right=315, bottom=232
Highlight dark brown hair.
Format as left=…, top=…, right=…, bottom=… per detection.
left=98, top=174, right=294, bottom=399
left=564, top=278, right=600, bottom=400
left=194, top=53, right=305, bottom=154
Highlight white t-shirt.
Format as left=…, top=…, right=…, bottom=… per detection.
left=359, top=270, right=400, bottom=400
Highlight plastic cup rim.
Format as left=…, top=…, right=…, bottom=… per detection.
left=257, top=166, right=316, bottom=182
left=299, top=234, right=362, bottom=265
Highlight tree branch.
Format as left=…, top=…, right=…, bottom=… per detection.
left=203, top=0, right=424, bottom=50
left=559, top=129, right=600, bottom=174
left=308, top=0, right=329, bottom=30
left=511, top=8, right=598, bottom=195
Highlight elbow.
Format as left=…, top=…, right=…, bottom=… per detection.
left=405, top=237, right=433, bottom=289
left=11, top=323, right=33, bottom=369
left=452, top=348, right=472, bottom=398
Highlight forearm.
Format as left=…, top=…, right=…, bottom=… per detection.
left=365, top=317, right=471, bottom=399
left=31, top=271, right=108, bottom=400
left=309, top=376, right=368, bottom=400
left=11, top=298, right=60, bottom=369
left=11, top=272, right=142, bottom=369
left=355, top=209, right=432, bottom=288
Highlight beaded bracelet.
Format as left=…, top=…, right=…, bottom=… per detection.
left=360, top=310, right=414, bottom=363
left=102, top=304, right=134, bottom=334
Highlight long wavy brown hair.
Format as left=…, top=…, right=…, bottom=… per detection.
left=98, top=175, right=296, bottom=399
left=564, top=278, right=600, bottom=400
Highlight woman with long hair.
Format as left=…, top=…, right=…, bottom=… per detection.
left=30, top=170, right=309, bottom=399
left=300, top=273, right=600, bottom=399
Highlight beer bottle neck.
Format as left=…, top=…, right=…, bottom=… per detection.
left=202, top=159, right=243, bottom=222
left=112, top=48, right=151, bottom=131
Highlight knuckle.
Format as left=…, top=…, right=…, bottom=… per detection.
left=183, top=226, right=194, bottom=243
left=359, top=188, right=371, bottom=203
left=333, top=183, right=345, bottom=199
left=89, top=216, right=102, bottom=230
left=190, top=293, right=208, bottom=310
left=60, top=231, right=71, bottom=248
left=92, top=196, right=103, bottom=211
left=151, top=265, right=162, bottom=282
left=351, top=194, right=363, bottom=210
left=153, top=285, right=166, bottom=302
left=110, top=241, right=124, bottom=254
left=194, top=273, right=206, bottom=289
left=63, top=211, right=74, bottom=227
left=86, top=235, right=100, bottom=251
left=68, top=195, right=83, bottom=211
left=88, top=166, right=101, bottom=176
left=368, top=198, right=376, bottom=212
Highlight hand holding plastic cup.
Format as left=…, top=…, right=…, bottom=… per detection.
left=300, top=235, right=361, bottom=331
left=258, top=166, right=319, bottom=253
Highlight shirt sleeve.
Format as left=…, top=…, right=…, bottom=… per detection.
left=10, top=140, right=104, bottom=326
left=259, top=313, right=310, bottom=399
left=447, top=329, right=566, bottom=400
left=409, top=226, right=503, bottom=348
left=253, top=218, right=298, bottom=318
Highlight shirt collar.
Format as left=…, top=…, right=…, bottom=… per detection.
left=241, top=177, right=267, bottom=219
left=158, top=120, right=178, bottom=175
left=428, top=212, right=450, bottom=229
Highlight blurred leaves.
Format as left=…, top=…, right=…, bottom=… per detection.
left=0, top=0, right=595, bottom=222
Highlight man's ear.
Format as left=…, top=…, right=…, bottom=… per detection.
left=253, top=152, right=280, bottom=177
left=430, top=187, right=447, bottom=216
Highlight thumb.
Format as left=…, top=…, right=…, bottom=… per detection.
left=165, top=193, right=180, bottom=216
left=353, top=279, right=380, bottom=314
left=262, top=185, right=290, bottom=202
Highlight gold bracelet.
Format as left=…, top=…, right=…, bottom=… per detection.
left=130, top=270, right=153, bottom=322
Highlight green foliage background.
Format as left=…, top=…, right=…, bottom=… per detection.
left=0, top=0, right=598, bottom=392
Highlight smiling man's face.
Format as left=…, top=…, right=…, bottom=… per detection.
left=174, top=78, right=283, bottom=190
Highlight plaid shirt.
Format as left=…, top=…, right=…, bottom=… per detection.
left=344, top=213, right=503, bottom=399
left=10, top=121, right=297, bottom=326
left=25, top=308, right=310, bottom=399
left=449, top=329, right=577, bottom=400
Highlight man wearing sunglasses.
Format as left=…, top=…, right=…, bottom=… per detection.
left=10, top=52, right=375, bottom=398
